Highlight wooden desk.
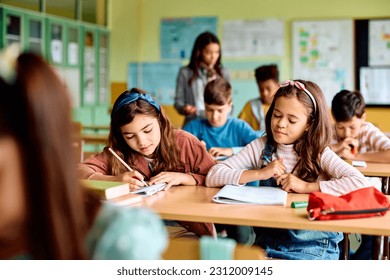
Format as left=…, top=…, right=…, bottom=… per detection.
left=143, top=185, right=390, bottom=259
left=142, top=185, right=390, bottom=236
left=354, top=162, right=390, bottom=258
left=355, top=162, right=390, bottom=194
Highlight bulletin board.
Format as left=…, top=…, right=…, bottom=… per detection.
left=292, top=20, right=354, bottom=106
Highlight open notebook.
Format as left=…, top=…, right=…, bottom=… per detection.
left=212, top=184, right=287, bottom=205
left=130, top=183, right=166, bottom=197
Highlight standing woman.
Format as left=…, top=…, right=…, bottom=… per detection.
left=174, top=31, right=230, bottom=127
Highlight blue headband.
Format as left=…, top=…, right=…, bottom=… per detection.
left=112, top=92, right=161, bottom=115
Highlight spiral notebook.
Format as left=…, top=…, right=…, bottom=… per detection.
left=212, top=185, right=287, bottom=205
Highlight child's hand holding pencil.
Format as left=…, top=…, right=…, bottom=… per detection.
left=108, top=147, right=149, bottom=191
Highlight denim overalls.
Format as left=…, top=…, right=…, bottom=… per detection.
left=254, top=139, right=343, bottom=260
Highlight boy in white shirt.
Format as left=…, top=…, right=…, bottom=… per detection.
left=330, top=89, right=390, bottom=260
left=330, top=90, right=390, bottom=162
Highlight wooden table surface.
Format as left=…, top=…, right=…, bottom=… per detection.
left=142, top=185, right=390, bottom=236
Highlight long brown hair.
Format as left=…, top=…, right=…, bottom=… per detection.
left=109, top=88, right=183, bottom=175
left=265, top=79, right=334, bottom=181
left=188, top=31, right=223, bottom=84
left=0, top=52, right=94, bottom=259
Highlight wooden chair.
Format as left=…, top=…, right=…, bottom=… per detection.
left=161, top=105, right=184, bottom=129
left=72, top=121, right=84, bottom=162
left=162, top=238, right=267, bottom=260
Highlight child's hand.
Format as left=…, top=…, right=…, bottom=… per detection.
left=260, top=159, right=286, bottom=180
left=183, top=105, right=197, bottom=115
left=276, top=174, right=320, bottom=193
left=337, top=148, right=354, bottom=160
left=336, top=137, right=358, bottom=159
left=149, top=172, right=196, bottom=190
left=116, top=170, right=146, bottom=191
left=208, top=147, right=233, bottom=157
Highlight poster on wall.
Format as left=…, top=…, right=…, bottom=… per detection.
left=369, top=19, right=390, bottom=66
left=160, top=16, right=217, bottom=60
left=127, top=62, right=182, bottom=105
left=292, top=20, right=354, bottom=105
left=222, top=19, right=284, bottom=57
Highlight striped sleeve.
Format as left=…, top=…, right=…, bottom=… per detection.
left=361, top=122, right=390, bottom=152
left=319, top=147, right=369, bottom=195
left=205, top=137, right=265, bottom=187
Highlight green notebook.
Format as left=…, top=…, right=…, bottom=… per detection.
left=82, top=179, right=130, bottom=200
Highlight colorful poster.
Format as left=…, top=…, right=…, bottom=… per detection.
left=292, top=20, right=354, bottom=106
left=369, top=19, right=390, bottom=66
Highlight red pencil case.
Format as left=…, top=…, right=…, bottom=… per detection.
left=307, top=187, right=390, bottom=221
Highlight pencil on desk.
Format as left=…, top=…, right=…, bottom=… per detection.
left=108, top=147, right=148, bottom=187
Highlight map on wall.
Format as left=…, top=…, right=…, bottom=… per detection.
left=160, top=16, right=217, bottom=59
left=292, top=20, right=354, bottom=106
left=127, top=62, right=182, bottom=105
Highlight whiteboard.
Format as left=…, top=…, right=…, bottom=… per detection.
left=292, top=20, right=354, bottom=106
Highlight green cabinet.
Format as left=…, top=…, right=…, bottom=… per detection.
left=0, top=4, right=111, bottom=127
left=1, top=7, right=45, bottom=54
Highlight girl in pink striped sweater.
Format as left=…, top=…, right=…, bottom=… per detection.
left=206, top=80, right=369, bottom=260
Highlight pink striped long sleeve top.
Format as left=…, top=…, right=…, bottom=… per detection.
left=206, top=136, right=369, bottom=196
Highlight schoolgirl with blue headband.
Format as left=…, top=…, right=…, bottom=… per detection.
left=79, top=88, right=217, bottom=237
left=206, top=79, right=369, bottom=259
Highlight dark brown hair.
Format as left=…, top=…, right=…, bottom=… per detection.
left=265, top=79, right=334, bottom=182
left=0, top=52, right=95, bottom=259
left=188, top=31, right=223, bottom=84
left=331, top=89, right=365, bottom=122
left=204, top=78, right=232, bottom=106
left=109, top=88, right=184, bottom=175
left=254, top=64, right=279, bottom=83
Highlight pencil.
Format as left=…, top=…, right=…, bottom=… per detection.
left=108, top=147, right=148, bottom=187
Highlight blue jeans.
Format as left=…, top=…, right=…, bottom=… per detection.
left=254, top=227, right=343, bottom=260
left=256, top=178, right=342, bottom=259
